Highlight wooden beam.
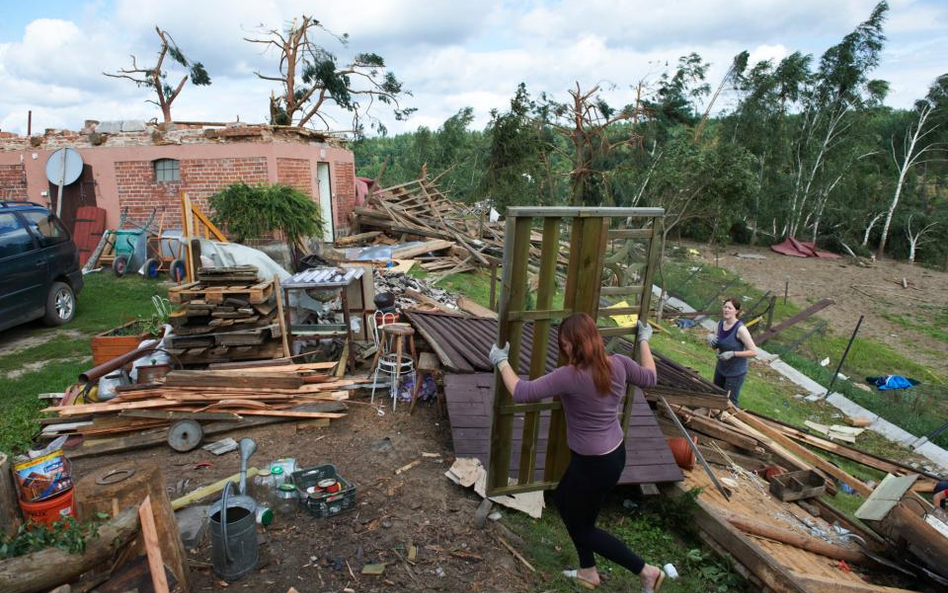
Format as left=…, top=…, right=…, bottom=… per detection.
left=755, top=299, right=834, bottom=344
left=796, top=575, right=923, bottom=593
left=732, top=409, right=872, bottom=497
left=668, top=483, right=810, bottom=593
left=138, top=496, right=171, bottom=593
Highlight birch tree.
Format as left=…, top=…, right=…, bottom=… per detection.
left=877, top=100, right=941, bottom=258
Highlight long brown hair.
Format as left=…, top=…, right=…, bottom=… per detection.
left=558, top=313, right=612, bottom=394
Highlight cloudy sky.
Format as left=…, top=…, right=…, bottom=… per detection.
left=0, top=0, right=945, bottom=137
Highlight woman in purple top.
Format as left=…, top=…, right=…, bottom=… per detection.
left=490, top=313, right=667, bottom=592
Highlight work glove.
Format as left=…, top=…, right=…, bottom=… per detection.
left=706, top=333, right=718, bottom=347
left=636, top=320, right=653, bottom=343
left=490, top=342, right=511, bottom=368
left=718, top=351, right=736, bottom=361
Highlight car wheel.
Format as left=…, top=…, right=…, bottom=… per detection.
left=112, top=255, right=128, bottom=277
left=144, top=258, right=161, bottom=279
left=43, top=282, right=76, bottom=326
left=170, top=258, right=187, bottom=282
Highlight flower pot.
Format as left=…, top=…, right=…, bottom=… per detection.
left=90, top=321, right=162, bottom=366
left=667, top=436, right=698, bottom=471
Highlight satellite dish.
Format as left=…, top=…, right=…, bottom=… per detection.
left=45, top=148, right=84, bottom=218
left=45, top=148, right=84, bottom=186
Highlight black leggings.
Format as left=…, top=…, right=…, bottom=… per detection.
left=552, top=443, right=645, bottom=574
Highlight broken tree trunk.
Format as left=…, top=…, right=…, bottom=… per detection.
left=726, top=514, right=872, bottom=565
left=75, top=462, right=190, bottom=592
left=0, top=453, right=21, bottom=537
left=0, top=506, right=139, bottom=593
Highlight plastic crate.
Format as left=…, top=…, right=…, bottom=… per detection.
left=291, top=464, right=356, bottom=518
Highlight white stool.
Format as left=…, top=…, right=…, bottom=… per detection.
left=370, top=323, right=416, bottom=411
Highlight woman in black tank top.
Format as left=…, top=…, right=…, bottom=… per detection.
left=707, top=298, right=758, bottom=406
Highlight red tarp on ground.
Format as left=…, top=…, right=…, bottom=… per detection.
left=770, top=237, right=840, bottom=259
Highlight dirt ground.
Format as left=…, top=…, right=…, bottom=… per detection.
left=686, top=242, right=948, bottom=377
left=72, top=398, right=537, bottom=593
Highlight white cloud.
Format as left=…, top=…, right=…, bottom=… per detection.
left=0, top=0, right=944, bottom=136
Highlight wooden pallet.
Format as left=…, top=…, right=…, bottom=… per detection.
left=168, top=280, right=273, bottom=304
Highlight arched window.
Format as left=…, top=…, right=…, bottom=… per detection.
left=154, top=159, right=180, bottom=182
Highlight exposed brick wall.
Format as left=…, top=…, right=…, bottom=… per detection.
left=333, top=161, right=356, bottom=237
left=0, top=164, right=28, bottom=202
left=276, top=158, right=312, bottom=196
left=115, top=157, right=268, bottom=229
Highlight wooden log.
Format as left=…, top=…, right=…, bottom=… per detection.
left=334, top=230, right=382, bottom=246
left=75, top=463, right=189, bottom=592
left=0, top=453, right=21, bottom=537
left=0, top=506, right=139, bottom=593
left=725, top=514, right=872, bottom=565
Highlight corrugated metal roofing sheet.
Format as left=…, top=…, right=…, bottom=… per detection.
left=404, top=309, right=726, bottom=396
left=284, top=267, right=364, bottom=288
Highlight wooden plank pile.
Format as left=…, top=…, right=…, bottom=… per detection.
left=166, top=265, right=284, bottom=364
left=350, top=174, right=566, bottom=276
left=41, top=362, right=357, bottom=458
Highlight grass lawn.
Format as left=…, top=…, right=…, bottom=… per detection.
left=656, top=251, right=948, bottom=449
left=505, top=488, right=746, bottom=592
left=0, top=273, right=168, bottom=454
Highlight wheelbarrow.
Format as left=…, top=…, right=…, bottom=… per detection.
left=141, top=209, right=188, bottom=282
left=101, top=208, right=158, bottom=277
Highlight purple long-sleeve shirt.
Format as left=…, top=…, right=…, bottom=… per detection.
left=512, top=354, right=657, bottom=456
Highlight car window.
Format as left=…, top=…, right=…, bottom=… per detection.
left=21, top=210, right=68, bottom=247
left=0, top=213, right=36, bottom=258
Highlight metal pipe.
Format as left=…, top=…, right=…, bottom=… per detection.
left=827, top=315, right=863, bottom=394
left=79, top=343, right=157, bottom=383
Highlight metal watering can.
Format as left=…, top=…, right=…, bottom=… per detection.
left=209, top=439, right=258, bottom=580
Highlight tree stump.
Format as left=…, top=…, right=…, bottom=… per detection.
left=0, top=453, right=22, bottom=537
left=74, top=462, right=190, bottom=592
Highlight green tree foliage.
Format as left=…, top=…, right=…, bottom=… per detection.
left=353, top=108, right=488, bottom=201
left=349, top=1, right=947, bottom=266
left=103, top=27, right=211, bottom=123
left=246, top=16, right=414, bottom=136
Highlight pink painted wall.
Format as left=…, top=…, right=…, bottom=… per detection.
left=0, top=135, right=356, bottom=236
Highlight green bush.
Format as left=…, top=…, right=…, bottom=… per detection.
left=209, top=183, right=326, bottom=244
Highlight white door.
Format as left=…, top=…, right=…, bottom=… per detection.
left=316, top=163, right=334, bottom=241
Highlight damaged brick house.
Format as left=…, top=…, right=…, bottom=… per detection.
left=0, top=121, right=359, bottom=242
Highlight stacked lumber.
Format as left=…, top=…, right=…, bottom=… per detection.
left=41, top=362, right=357, bottom=456
left=166, top=265, right=284, bottom=364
